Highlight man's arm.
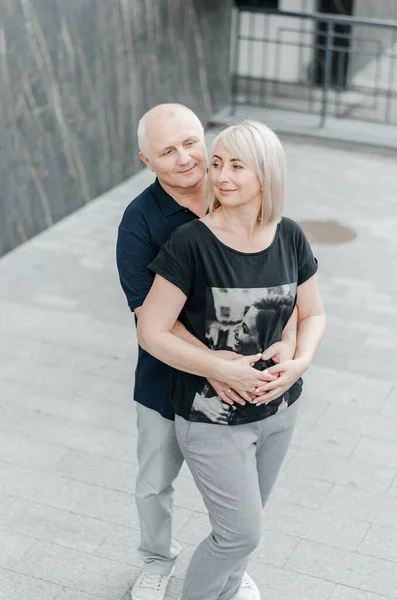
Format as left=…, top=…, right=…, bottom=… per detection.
left=118, top=224, right=243, bottom=405
left=135, top=306, right=246, bottom=405
left=116, top=216, right=155, bottom=313
left=137, top=276, right=275, bottom=402
left=135, top=306, right=297, bottom=406
left=135, top=307, right=209, bottom=350
left=117, top=215, right=215, bottom=353
left=137, top=306, right=297, bottom=356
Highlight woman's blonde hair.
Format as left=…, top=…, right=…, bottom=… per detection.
left=208, top=120, right=285, bottom=223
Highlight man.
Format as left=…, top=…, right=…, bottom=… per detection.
left=116, top=104, right=296, bottom=600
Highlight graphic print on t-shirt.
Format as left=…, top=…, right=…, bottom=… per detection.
left=189, top=283, right=297, bottom=425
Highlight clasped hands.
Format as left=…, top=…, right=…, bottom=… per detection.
left=208, top=343, right=309, bottom=407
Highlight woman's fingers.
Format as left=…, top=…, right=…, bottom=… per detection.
left=251, top=391, right=273, bottom=404
left=254, top=387, right=288, bottom=405
left=255, top=375, right=289, bottom=393
left=261, top=342, right=282, bottom=361
left=224, top=355, right=280, bottom=395
left=235, top=387, right=267, bottom=404
left=247, top=372, right=277, bottom=390
left=220, top=380, right=284, bottom=406
left=257, top=370, right=278, bottom=382
left=266, top=363, right=287, bottom=376
left=242, top=353, right=264, bottom=366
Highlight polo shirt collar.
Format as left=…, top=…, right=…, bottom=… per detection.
left=152, top=178, right=185, bottom=216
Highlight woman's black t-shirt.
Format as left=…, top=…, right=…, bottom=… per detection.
left=149, top=217, right=318, bottom=426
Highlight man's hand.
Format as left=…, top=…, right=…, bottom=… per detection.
left=253, top=358, right=309, bottom=405
left=208, top=349, right=247, bottom=406
left=218, top=355, right=279, bottom=403
left=208, top=377, right=248, bottom=406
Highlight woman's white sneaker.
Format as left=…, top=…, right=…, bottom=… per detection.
left=177, top=570, right=259, bottom=600
left=131, top=566, right=175, bottom=600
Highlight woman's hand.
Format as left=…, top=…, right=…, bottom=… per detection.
left=218, top=354, right=279, bottom=403
left=261, top=338, right=296, bottom=364
left=252, top=357, right=310, bottom=405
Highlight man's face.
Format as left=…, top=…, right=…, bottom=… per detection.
left=140, top=112, right=207, bottom=191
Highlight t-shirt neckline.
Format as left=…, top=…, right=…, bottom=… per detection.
left=195, top=218, right=282, bottom=257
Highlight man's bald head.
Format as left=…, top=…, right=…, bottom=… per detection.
left=137, top=104, right=203, bottom=154
left=137, top=103, right=207, bottom=194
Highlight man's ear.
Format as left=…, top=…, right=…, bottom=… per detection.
left=139, top=152, right=154, bottom=172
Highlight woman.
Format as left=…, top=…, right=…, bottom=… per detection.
left=138, top=120, right=326, bottom=600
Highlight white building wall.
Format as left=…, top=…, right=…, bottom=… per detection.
left=235, top=0, right=317, bottom=82
left=349, top=1, right=397, bottom=92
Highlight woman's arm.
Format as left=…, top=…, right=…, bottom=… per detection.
left=261, top=307, right=297, bottom=363
left=293, top=275, right=326, bottom=365
left=253, top=275, right=326, bottom=404
left=137, top=274, right=277, bottom=401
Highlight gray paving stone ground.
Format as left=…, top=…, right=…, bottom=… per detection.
left=0, top=135, right=396, bottom=599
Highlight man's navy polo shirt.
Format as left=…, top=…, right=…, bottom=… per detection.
left=116, top=178, right=199, bottom=420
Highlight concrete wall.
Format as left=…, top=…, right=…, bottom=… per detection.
left=0, top=0, right=233, bottom=256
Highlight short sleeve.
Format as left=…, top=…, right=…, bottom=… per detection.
left=294, top=221, right=318, bottom=285
left=149, top=225, right=195, bottom=297
left=116, top=211, right=157, bottom=311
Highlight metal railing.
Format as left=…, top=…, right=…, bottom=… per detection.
left=230, top=7, right=397, bottom=126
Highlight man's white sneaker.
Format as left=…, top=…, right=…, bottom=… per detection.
left=131, top=566, right=175, bottom=600
left=234, top=571, right=260, bottom=600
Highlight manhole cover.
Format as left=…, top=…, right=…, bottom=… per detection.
left=298, top=220, right=356, bottom=245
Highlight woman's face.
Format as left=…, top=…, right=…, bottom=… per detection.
left=210, top=142, right=261, bottom=211
left=233, top=305, right=260, bottom=354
